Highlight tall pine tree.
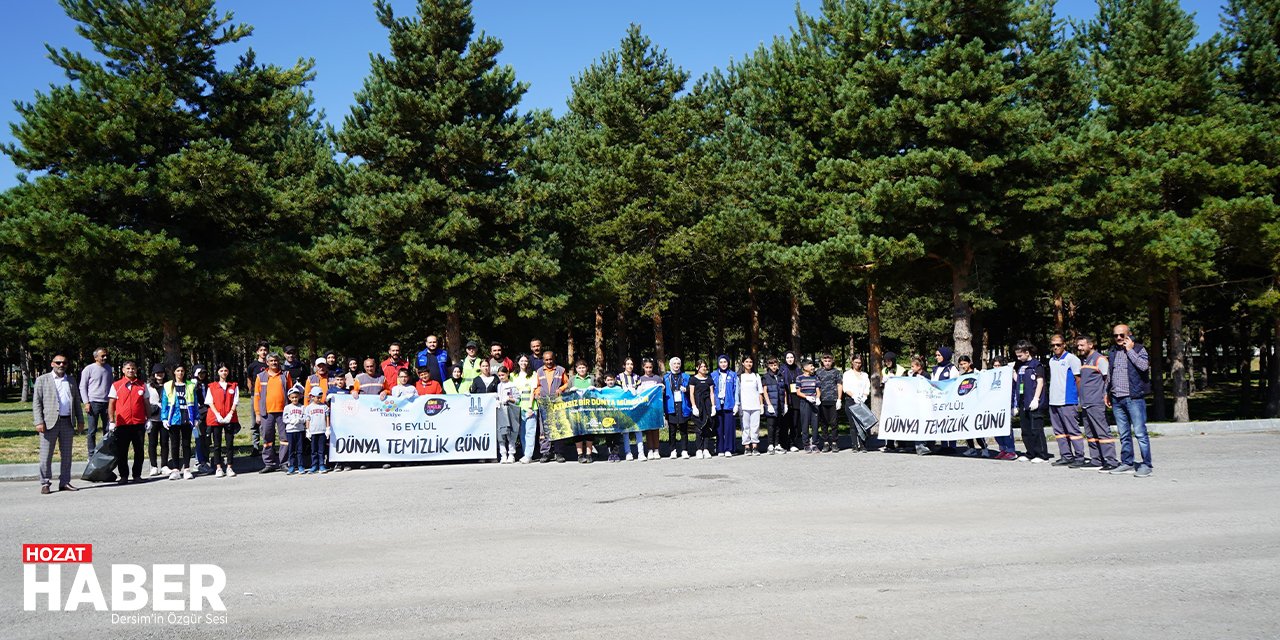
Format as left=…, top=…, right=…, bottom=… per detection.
left=0, top=0, right=332, bottom=360
left=328, top=0, right=550, bottom=358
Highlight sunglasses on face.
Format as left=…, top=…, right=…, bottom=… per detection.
left=53, top=361, right=66, bottom=366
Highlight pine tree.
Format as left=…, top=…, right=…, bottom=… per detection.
left=1081, top=0, right=1259, bottom=421
left=328, top=0, right=548, bottom=358
left=0, top=0, right=332, bottom=360
left=530, top=25, right=696, bottom=368
left=1222, top=0, right=1280, bottom=415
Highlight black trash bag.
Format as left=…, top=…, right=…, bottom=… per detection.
left=850, top=403, right=878, bottom=431
left=81, top=430, right=119, bottom=483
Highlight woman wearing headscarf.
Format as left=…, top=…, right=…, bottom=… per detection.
left=710, top=355, right=739, bottom=457
left=780, top=351, right=803, bottom=452
left=663, top=357, right=692, bottom=459
left=932, top=346, right=960, bottom=454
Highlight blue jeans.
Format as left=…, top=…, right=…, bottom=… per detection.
left=520, top=411, right=538, bottom=459
left=1112, top=397, right=1151, bottom=467
left=85, top=401, right=109, bottom=456
left=994, top=433, right=1016, bottom=454
left=286, top=431, right=306, bottom=470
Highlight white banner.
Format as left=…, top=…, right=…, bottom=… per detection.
left=328, top=394, right=497, bottom=462
left=879, top=366, right=1013, bottom=441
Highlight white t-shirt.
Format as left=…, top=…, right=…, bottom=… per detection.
left=738, top=373, right=763, bottom=411
left=389, top=384, right=418, bottom=401
left=842, top=369, right=870, bottom=404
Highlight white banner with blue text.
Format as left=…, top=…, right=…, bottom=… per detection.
left=328, top=394, right=497, bottom=462
left=879, top=366, right=1013, bottom=441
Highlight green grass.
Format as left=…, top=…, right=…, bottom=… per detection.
left=0, top=394, right=256, bottom=465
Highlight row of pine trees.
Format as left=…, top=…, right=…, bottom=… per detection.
left=1, top=0, right=1278, bottom=421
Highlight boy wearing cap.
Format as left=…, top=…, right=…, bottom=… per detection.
left=283, top=385, right=307, bottom=475
left=305, top=386, right=330, bottom=473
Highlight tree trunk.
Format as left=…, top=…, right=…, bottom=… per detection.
left=748, top=284, right=760, bottom=357
left=1238, top=317, right=1252, bottom=408
left=1148, top=294, right=1167, bottom=421
left=566, top=326, right=576, bottom=366
left=1052, top=291, right=1065, bottom=337
left=614, top=305, right=626, bottom=369
left=1268, top=311, right=1280, bottom=418
left=981, top=328, right=990, bottom=369
left=19, top=345, right=32, bottom=403
left=594, top=305, right=606, bottom=376
left=446, top=311, right=462, bottom=363
left=950, top=243, right=975, bottom=357
left=789, top=291, right=801, bottom=355
left=161, top=319, right=181, bottom=367
left=653, top=307, right=666, bottom=373
left=1168, top=273, right=1189, bottom=422
left=867, top=281, right=884, bottom=416
left=714, top=297, right=725, bottom=357
left=1186, top=330, right=1197, bottom=395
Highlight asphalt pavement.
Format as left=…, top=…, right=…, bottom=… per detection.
left=2, top=433, right=1277, bottom=639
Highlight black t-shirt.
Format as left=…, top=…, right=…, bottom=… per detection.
left=246, top=360, right=267, bottom=386
left=690, top=375, right=713, bottom=409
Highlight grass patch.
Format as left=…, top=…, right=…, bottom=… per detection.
left=0, top=392, right=256, bottom=465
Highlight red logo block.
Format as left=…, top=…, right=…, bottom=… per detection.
left=22, top=544, right=92, bottom=564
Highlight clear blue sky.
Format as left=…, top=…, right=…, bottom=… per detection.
left=0, top=0, right=1222, bottom=190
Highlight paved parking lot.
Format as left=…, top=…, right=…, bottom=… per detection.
left=2, top=433, right=1278, bottom=639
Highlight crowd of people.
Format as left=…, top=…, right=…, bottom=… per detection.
left=30, top=324, right=1156, bottom=493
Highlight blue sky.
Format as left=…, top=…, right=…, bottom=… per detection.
left=0, top=0, right=1222, bottom=190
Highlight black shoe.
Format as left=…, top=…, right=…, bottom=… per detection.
left=259, top=465, right=279, bottom=474
left=555, top=454, right=566, bottom=463
left=582, top=455, right=593, bottom=464
left=117, top=477, right=129, bottom=485
left=1051, top=458, right=1072, bottom=467
left=539, top=455, right=553, bottom=463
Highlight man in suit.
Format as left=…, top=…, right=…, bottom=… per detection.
left=33, top=353, right=85, bottom=494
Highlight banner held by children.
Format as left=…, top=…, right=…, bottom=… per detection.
left=879, top=365, right=1014, bottom=441
left=328, top=394, right=497, bottom=462
left=545, top=386, right=665, bottom=441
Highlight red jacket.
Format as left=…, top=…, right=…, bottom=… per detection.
left=381, top=358, right=409, bottom=391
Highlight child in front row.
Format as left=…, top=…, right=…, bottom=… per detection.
left=495, top=367, right=521, bottom=463
left=795, top=361, right=820, bottom=452
left=283, top=386, right=308, bottom=474
left=305, top=386, right=331, bottom=473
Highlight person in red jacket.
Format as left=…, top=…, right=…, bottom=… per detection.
left=205, top=363, right=241, bottom=478
left=107, top=361, right=152, bottom=484
left=381, top=342, right=409, bottom=392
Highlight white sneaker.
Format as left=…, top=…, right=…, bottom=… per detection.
left=1031, top=457, right=1046, bottom=464
left=149, top=466, right=161, bottom=477
left=650, top=450, right=660, bottom=460
left=183, top=469, right=194, bottom=480
left=225, top=467, right=236, bottom=477
left=725, top=451, right=733, bottom=458
left=160, top=466, right=171, bottom=475
left=789, top=446, right=800, bottom=453
left=681, top=450, right=690, bottom=459
left=625, top=453, right=634, bottom=461
left=519, top=456, right=532, bottom=464
left=214, top=467, right=225, bottom=478
left=669, top=450, right=680, bottom=460
left=168, top=469, right=181, bottom=480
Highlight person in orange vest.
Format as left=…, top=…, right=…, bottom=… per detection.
left=253, top=353, right=293, bottom=474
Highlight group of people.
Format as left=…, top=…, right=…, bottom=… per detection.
left=30, top=324, right=1156, bottom=493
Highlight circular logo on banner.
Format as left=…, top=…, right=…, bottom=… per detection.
left=956, top=377, right=977, bottom=396
left=423, top=398, right=449, bottom=416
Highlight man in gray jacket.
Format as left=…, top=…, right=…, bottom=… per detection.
left=34, top=353, right=85, bottom=494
